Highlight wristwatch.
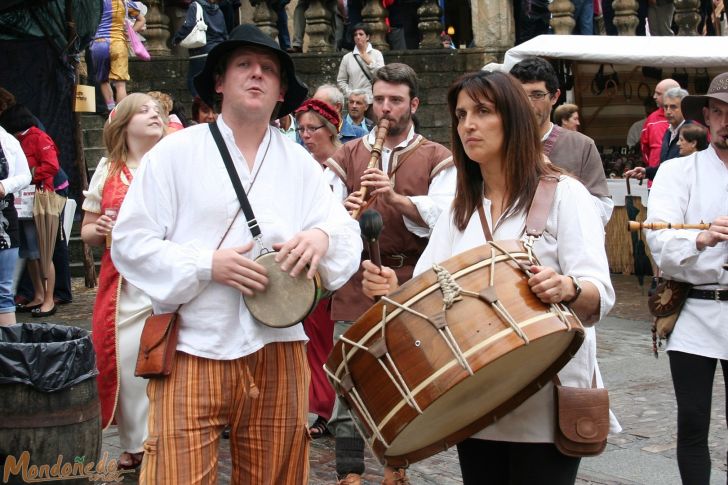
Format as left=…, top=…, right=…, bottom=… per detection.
left=563, top=276, right=582, bottom=305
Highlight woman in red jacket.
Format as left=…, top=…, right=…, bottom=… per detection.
left=0, top=104, right=60, bottom=317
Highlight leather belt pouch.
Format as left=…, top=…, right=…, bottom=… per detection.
left=135, top=312, right=179, bottom=378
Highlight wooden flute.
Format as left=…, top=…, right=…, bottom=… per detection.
left=627, top=221, right=712, bottom=231
left=351, top=119, right=390, bottom=220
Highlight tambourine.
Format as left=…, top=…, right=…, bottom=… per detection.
left=244, top=250, right=324, bottom=328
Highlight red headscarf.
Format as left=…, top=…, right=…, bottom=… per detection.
left=294, top=98, right=341, bottom=133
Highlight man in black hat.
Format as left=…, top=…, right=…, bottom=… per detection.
left=111, top=23, right=362, bottom=484
left=645, top=71, right=728, bottom=485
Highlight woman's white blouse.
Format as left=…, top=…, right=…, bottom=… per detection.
left=413, top=175, right=618, bottom=443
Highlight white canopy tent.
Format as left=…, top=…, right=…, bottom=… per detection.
left=484, top=35, right=728, bottom=71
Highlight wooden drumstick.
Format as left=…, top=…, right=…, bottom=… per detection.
left=627, top=221, right=712, bottom=231
left=352, top=119, right=390, bottom=220
left=360, top=209, right=383, bottom=268
left=359, top=209, right=384, bottom=301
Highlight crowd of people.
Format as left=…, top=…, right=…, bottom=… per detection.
left=40, top=15, right=724, bottom=484
left=2, top=5, right=728, bottom=483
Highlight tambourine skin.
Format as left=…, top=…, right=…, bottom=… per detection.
left=244, top=251, right=322, bottom=328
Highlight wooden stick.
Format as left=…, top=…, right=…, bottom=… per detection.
left=627, top=221, right=711, bottom=231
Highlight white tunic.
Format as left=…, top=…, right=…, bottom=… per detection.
left=645, top=146, right=728, bottom=360
left=414, top=176, right=618, bottom=443
left=111, top=117, right=363, bottom=360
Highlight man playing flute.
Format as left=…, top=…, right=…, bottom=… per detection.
left=645, top=71, right=728, bottom=484
left=323, top=62, right=455, bottom=485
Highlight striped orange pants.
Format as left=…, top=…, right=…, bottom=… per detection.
left=139, top=341, right=311, bottom=485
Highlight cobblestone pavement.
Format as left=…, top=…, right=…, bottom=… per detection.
left=44, top=275, right=726, bottom=484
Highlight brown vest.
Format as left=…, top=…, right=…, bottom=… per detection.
left=325, top=134, right=453, bottom=321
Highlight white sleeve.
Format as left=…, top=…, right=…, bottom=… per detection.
left=111, top=152, right=215, bottom=304
left=81, top=157, right=110, bottom=214
left=645, top=158, right=723, bottom=284
left=413, top=209, right=456, bottom=278
left=370, top=49, right=385, bottom=70
left=301, top=164, right=363, bottom=291
left=554, top=179, right=615, bottom=320
left=324, top=167, right=349, bottom=202
left=595, top=195, right=614, bottom=227
left=403, top=164, right=456, bottom=237
left=337, top=55, right=351, bottom=97
left=0, top=133, right=31, bottom=195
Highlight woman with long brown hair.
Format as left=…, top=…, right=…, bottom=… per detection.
left=81, top=93, right=164, bottom=470
left=362, top=71, right=617, bottom=484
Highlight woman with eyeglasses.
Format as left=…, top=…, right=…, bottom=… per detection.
left=292, top=98, right=342, bottom=439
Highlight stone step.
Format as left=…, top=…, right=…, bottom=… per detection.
left=83, top=127, right=104, bottom=149
left=68, top=222, right=102, bottom=278
left=85, top=148, right=106, bottom=170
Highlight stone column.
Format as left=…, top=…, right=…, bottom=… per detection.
left=470, top=0, right=514, bottom=57
left=549, top=0, right=575, bottom=34
left=305, top=0, right=335, bottom=52
left=143, top=0, right=171, bottom=56
left=253, top=1, right=279, bottom=41
left=361, top=0, right=389, bottom=51
left=673, top=0, right=701, bottom=35
left=417, top=0, right=443, bottom=48
left=611, top=0, right=639, bottom=35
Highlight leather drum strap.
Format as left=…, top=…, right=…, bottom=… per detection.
left=477, top=175, right=559, bottom=242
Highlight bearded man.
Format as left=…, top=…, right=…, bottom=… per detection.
left=323, top=62, right=455, bottom=485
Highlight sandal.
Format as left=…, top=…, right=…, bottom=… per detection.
left=118, top=451, right=144, bottom=470
left=308, top=415, right=330, bottom=439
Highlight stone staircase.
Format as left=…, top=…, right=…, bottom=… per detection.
left=68, top=114, right=106, bottom=278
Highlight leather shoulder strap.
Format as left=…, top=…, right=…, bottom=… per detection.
left=209, top=122, right=262, bottom=240
left=543, top=124, right=563, bottom=156
left=525, top=176, right=559, bottom=238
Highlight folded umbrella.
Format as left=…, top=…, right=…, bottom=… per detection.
left=624, top=177, right=652, bottom=286
left=32, top=189, right=67, bottom=281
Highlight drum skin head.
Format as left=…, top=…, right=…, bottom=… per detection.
left=325, top=241, right=585, bottom=466
left=244, top=251, right=319, bottom=328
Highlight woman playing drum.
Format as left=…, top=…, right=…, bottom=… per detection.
left=361, top=70, right=618, bottom=484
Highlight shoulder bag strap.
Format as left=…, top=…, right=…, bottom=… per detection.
left=352, top=53, right=374, bottom=83
left=209, top=122, right=262, bottom=242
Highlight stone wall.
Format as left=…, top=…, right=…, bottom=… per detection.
left=129, top=48, right=493, bottom=147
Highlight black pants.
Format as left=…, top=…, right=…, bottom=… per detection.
left=668, top=350, right=728, bottom=485
left=457, top=439, right=581, bottom=485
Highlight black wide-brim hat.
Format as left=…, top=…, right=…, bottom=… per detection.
left=681, top=71, right=728, bottom=126
left=193, top=24, right=308, bottom=118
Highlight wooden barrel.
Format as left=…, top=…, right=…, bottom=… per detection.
left=0, top=324, right=102, bottom=484
left=0, top=380, right=102, bottom=484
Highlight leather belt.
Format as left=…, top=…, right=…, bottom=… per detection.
left=382, top=253, right=415, bottom=269
left=688, top=288, right=728, bottom=301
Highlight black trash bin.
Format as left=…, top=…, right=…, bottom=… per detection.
left=0, top=323, right=101, bottom=484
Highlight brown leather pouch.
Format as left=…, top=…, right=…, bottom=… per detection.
left=135, top=312, right=179, bottom=378
left=553, top=377, right=609, bottom=457
left=648, top=279, right=691, bottom=341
